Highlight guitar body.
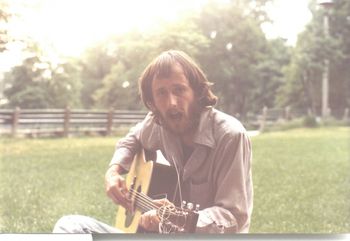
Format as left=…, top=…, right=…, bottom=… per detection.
left=115, top=150, right=178, bottom=233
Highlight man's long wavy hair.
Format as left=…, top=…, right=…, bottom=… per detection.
left=139, top=50, right=218, bottom=112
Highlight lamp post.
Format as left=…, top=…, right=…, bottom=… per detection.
left=318, top=0, right=333, bottom=119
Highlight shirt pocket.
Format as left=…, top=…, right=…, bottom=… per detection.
left=189, top=181, right=213, bottom=209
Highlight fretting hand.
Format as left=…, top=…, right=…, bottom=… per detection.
left=139, top=199, right=174, bottom=232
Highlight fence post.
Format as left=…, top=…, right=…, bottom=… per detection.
left=11, top=107, right=20, bottom=137
left=343, top=108, right=349, bottom=121
left=106, top=108, right=114, bottom=136
left=259, top=106, right=268, bottom=132
left=307, top=108, right=313, bottom=117
left=285, top=106, right=291, bottom=120
left=63, top=107, right=70, bottom=137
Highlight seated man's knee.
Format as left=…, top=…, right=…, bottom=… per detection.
left=53, top=215, right=91, bottom=233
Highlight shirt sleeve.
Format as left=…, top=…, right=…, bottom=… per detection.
left=109, top=112, right=156, bottom=171
left=196, top=132, right=253, bottom=233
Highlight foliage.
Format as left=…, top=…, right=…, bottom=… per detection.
left=320, top=116, right=350, bottom=127
left=92, top=31, right=154, bottom=110
left=194, top=1, right=289, bottom=117
left=94, top=20, right=210, bottom=110
left=79, top=42, right=119, bottom=108
left=195, top=2, right=262, bottom=116
left=1, top=0, right=289, bottom=115
left=262, top=118, right=305, bottom=133
left=263, top=115, right=349, bottom=132
left=3, top=0, right=349, bottom=119
left=302, top=115, right=318, bottom=128
left=276, top=0, right=350, bottom=116
left=1, top=127, right=349, bottom=232
left=3, top=47, right=82, bottom=108
left=0, top=1, right=10, bottom=52
left=94, top=61, right=143, bottom=110
left=329, top=0, right=350, bottom=113
left=251, top=39, right=291, bottom=112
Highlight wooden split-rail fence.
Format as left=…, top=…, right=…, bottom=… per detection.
left=1, top=107, right=346, bottom=138
left=0, top=108, right=148, bottom=137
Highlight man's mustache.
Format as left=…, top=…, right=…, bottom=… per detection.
left=165, top=109, right=183, bottom=119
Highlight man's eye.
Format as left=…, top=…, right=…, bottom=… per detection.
left=174, top=87, right=185, bottom=95
left=156, top=90, right=167, bottom=97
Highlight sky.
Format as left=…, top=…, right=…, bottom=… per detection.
left=0, top=0, right=312, bottom=72
left=262, top=0, right=312, bottom=45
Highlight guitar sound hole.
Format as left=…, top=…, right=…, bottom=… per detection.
left=124, top=185, right=142, bottom=228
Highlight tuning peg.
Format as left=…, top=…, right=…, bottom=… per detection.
left=181, top=201, right=187, bottom=208
left=186, top=202, right=194, bottom=210
left=195, top=204, right=200, bottom=211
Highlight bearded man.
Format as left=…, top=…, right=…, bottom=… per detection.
left=53, top=50, right=253, bottom=234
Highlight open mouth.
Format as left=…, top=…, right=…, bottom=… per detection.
left=167, top=111, right=183, bottom=121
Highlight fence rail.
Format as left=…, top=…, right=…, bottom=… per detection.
left=1, top=107, right=348, bottom=137
left=0, top=108, right=148, bottom=137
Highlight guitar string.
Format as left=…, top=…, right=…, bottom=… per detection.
left=135, top=201, right=184, bottom=220
left=128, top=188, right=158, bottom=211
left=128, top=189, right=187, bottom=217
left=127, top=154, right=187, bottom=218
left=128, top=188, right=187, bottom=217
left=129, top=189, right=186, bottom=216
left=135, top=200, right=187, bottom=231
left=126, top=186, right=189, bottom=232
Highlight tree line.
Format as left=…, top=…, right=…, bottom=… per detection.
left=1, top=0, right=349, bottom=119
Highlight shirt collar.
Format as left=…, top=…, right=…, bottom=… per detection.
left=192, top=107, right=216, bottom=149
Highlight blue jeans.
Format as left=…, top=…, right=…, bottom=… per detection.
left=53, top=215, right=122, bottom=233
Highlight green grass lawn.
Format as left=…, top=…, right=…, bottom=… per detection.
left=0, top=127, right=349, bottom=233
left=250, top=127, right=350, bottom=233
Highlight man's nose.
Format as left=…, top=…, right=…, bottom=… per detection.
left=168, top=93, right=178, bottom=107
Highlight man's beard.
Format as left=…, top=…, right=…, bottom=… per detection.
left=154, top=103, right=201, bottom=135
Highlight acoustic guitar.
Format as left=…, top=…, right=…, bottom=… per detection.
left=115, top=149, right=199, bottom=233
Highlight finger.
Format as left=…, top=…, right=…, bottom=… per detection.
left=150, top=213, right=160, bottom=231
left=139, top=214, right=150, bottom=230
left=106, top=182, right=131, bottom=208
left=107, top=188, right=124, bottom=205
left=115, top=180, right=133, bottom=210
left=140, top=210, right=159, bottom=232
left=153, top=198, right=173, bottom=207
left=119, top=180, right=129, bottom=194
left=114, top=188, right=132, bottom=209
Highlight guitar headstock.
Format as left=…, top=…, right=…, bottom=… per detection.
left=157, top=201, right=199, bottom=233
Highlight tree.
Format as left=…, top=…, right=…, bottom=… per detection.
left=3, top=54, right=82, bottom=109
left=4, top=57, right=51, bottom=108
left=329, top=0, right=350, bottom=116
left=252, top=38, right=291, bottom=112
left=92, top=0, right=288, bottom=116
left=195, top=0, right=282, bottom=117
left=277, top=0, right=349, bottom=117
left=94, top=21, right=209, bottom=110
left=0, top=1, right=10, bottom=52
left=79, top=42, right=118, bottom=108
left=92, top=31, right=153, bottom=110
